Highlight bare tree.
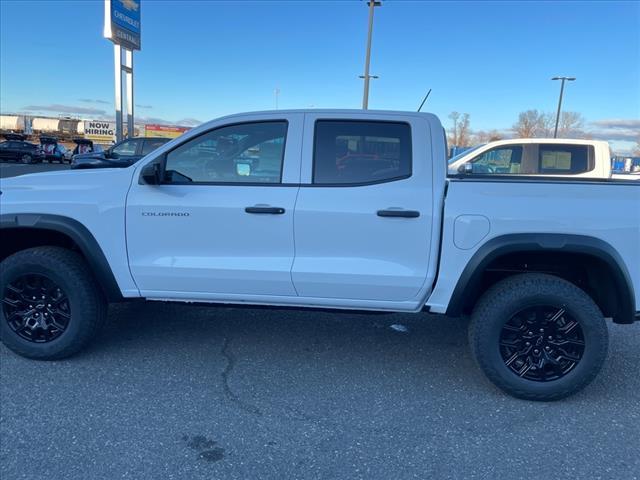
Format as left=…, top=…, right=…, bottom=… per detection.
left=513, top=110, right=545, bottom=138
left=538, top=112, right=555, bottom=137
left=556, top=111, right=585, bottom=138
left=513, top=110, right=584, bottom=138
left=473, top=130, right=503, bottom=143
left=448, top=112, right=472, bottom=147
left=633, top=134, right=640, bottom=157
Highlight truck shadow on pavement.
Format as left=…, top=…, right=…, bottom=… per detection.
left=90, top=301, right=487, bottom=412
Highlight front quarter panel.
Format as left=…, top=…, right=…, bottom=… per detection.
left=0, top=168, right=140, bottom=297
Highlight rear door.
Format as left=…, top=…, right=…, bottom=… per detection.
left=0, top=142, right=10, bottom=160
left=291, top=113, right=435, bottom=303
left=6, top=142, right=23, bottom=161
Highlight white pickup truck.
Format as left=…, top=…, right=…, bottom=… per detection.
left=1, top=110, right=639, bottom=401
left=448, top=138, right=615, bottom=178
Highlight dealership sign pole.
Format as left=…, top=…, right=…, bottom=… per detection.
left=103, top=0, right=141, bottom=143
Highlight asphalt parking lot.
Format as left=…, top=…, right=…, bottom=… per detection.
left=1, top=304, right=639, bottom=480
left=1, top=163, right=639, bottom=479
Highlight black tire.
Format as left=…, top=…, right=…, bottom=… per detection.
left=468, top=273, right=608, bottom=401
left=0, top=247, right=107, bottom=360
left=21, top=154, right=32, bottom=164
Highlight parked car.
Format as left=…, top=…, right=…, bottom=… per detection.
left=448, top=139, right=613, bottom=178
left=71, top=137, right=171, bottom=169
left=39, top=136, right=69, bottom=164
left=0, top=139, right=44, bottom=164
left=1, top=110, right=639, bottom=402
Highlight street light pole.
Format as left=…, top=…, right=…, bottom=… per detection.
left=551, top=76, right=575, bottom=138
left=361, top=1, right=381, bottom=109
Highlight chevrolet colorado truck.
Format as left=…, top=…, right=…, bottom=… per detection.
left=1, top=110, right=639, bottom=401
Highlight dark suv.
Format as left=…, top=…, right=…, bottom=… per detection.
left=71, top=137, right=171, bottom=169
left=0, top=139, right=44, bottom=164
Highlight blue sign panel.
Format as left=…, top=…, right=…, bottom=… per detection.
left=112, top=0, right=140, bottom=34
left=106, top=0, right=141, bottom=51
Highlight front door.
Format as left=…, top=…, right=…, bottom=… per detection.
left=126, top=114, right=303, bottom=299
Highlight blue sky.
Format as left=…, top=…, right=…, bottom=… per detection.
left=1, top=0, right=639, bottom=151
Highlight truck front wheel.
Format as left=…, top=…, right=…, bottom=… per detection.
left=0, top=247, right=107, bottom=360
left=468, top=273, right=608, bottom=401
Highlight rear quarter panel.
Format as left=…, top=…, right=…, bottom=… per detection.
left=427, top=179, right=640, bottom=313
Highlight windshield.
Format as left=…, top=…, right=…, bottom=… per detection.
left=448, top=144, right=484, bottom=164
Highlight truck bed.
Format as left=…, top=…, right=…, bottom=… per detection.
left=427, top=177, right=640, bottom=315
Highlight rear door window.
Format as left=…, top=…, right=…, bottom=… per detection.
left=539, top=144, right=594, bottom=174
left=112, top=139, right=141, bottom=157
left=313, top=120, right=412, bottom=185
left=142, top=138, right=168, bottom=155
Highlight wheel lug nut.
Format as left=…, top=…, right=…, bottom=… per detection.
left=534, top=349, right=539, bottom=354
left=545, top=346, right=550, bottom=351
left=539, top=329, right=544, bottom=333
left=525, top=342, right=531, bottom=346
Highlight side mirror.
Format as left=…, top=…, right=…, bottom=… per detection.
left=140, top=162, right=163, bottom=185
left=458, top=163, right=474, bottom=174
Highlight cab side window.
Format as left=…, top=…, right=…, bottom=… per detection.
left=112, top=139, right=141, bottom=157
left=313, top=120, right=412, bottom=185
left=163, top=121, right=287, bottom=184
left=469, top=146, right=523, bottom=174
left=142, top=139, right=168, bottom=155
left=539, top=144, right=594, bottom=174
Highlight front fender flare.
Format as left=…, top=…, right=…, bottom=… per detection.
left=0, top=213, right=123, bottom=302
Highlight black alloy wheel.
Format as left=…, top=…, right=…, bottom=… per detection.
left=0, top=247, right=107, bottom=359
left=469, top=273, right=609, bottom=401
left=3, top=274, right=71, bottom=343
left=499, top=305, right=585, bottom=382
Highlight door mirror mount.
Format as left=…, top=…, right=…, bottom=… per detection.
left=458, top=163, right=474, bottom=174
left=140, top=161, right=164, bottom=185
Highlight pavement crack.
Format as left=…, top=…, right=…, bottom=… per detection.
left=220, top=336, right=262, bottom=416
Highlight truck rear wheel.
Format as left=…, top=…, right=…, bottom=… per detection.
left=0, top=247, right=107, bottom=360
left=468, top=273, right=608, bottom=401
